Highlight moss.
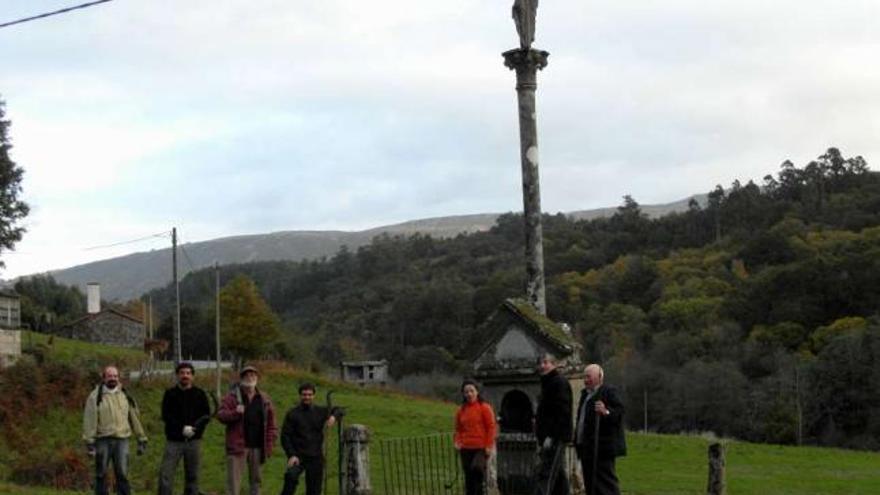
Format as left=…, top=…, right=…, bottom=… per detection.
left=505, top=298, right=575, bottom=349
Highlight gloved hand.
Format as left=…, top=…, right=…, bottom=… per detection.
left=86, top=443, right=96, bottom=457
left=182, top=425, right=195, bottom=438
left=137, top=440, right=147, bottom=456
left=542, top=437, right=553, bottom=451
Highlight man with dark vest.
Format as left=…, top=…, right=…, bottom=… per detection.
left=217, top=365, right=278, bottom=495
left=573, top=364, right=626, bottom=495
left=534, top=353, right=572, bottom=495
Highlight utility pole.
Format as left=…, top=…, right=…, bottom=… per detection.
left=147, top=294, right=154, bottom=364
left=172, top=227, right=182, bottom=364
left=148, top=294, right=153, bottom=340
left=506, top=0, right=548, bottom=315
left=215, top=262, right=221, bottom=400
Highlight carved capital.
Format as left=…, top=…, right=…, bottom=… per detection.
left=503, top=48, right=549, bottom=72
left=502, top=48, right=549, bottom=90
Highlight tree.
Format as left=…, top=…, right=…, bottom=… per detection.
left=14, top=274, right=85, bottom=329
left=219, top=274, right=281, bottom=362
left=0, top=96, right=30, bottom=267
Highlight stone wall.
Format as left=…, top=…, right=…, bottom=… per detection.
left=56, top=312, right=144, bottom=349
left=0, top=329, right=21, bottom=368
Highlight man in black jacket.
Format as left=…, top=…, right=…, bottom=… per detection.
left=279, top=383, right=339, bottom=495
left=157, top=362, right=212, bottom=495
left=535, top=354, right=572, bottom=495
left=573, top=364, right=626, bottom=495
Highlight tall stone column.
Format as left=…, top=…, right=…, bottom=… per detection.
left=504, top=47, right=549, bottom=315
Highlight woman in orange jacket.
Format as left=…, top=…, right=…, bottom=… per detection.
left=453, top=379, right=497, bottom=495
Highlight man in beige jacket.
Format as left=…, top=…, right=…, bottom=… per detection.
left=82, top=365, right=148, bottom=495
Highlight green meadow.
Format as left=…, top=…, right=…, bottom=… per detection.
left=1, top=334, right=877, bottom=494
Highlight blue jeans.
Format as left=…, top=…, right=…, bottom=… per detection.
left=94, top=437, right=130, bottom=495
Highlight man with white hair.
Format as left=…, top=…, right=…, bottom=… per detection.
left=573, top=364, right=626, bottom=495
left=217, top=365, right=278, bottom=495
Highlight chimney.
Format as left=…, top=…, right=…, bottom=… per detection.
left=87, top=283, right=101, bottom=314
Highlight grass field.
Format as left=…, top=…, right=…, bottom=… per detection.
left=1, top=340, right=878, bottom=494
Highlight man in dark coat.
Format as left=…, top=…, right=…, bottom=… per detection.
left=158, top=362, right=212, bottom=495
left=573, top=364, right=626, bottom=495
left=279, top=382, right=340, bottom=495
left=534, top=354, right=572, bottom=495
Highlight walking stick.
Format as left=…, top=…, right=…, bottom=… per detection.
left=542, top=442, right=565, bottom=495
left=590, top=415, right=600, bottom=495
left=337, top=405, right=345, bottom=495
left=323, top=391, right=334, bottom=495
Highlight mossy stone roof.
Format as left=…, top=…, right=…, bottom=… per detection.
left=503, top=298, right=576, bottom=353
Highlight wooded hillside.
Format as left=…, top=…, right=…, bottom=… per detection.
left=26, top=147, right=880, bottom=451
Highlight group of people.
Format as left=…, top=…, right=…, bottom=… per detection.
left=83, top=355, right=623, bottom=495
left=453, top=355, right=627, bottom=495
left=82, top=362, right=339, bottom=495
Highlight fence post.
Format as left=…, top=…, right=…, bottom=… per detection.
left=343, top=424, right=372, bottom=495
left=707, top=443, right=726, bottom=495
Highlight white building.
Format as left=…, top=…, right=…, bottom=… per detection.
left=0, top=290, right=22, bottom=367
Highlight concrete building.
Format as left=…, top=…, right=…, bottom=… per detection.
left=0, top=289, right=21, bottom=329
left=340, top=360, right=389, bottom=387
left=0, top=289, right=22, bottom=367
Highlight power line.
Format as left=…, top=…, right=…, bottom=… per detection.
left=83, top=231, right=171, bottom=251
left=179, top=243, right=198, bottom=273
left=179, top=241, right=220, bottom=297
left=0, top=0, right=115, bottom=30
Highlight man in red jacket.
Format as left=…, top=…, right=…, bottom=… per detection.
left=217, top=366, right=278, bottom=495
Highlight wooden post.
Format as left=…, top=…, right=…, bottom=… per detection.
left=707, top=443, right=726, bottom=495
left=343, top=424, right=372, bottom=495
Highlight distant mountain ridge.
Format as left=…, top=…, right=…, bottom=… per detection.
left=42, top=196, right=705, bottom=301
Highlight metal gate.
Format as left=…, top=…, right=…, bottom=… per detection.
left=377, top=433, right=463, bottom=494
left=375, top=432, right=581, bottom=495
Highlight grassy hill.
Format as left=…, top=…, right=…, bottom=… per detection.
left=18, top=331, right=148, bottom=369
left=0, top=336, right=877, bottom=494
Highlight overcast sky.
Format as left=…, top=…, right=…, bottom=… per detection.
left=1, top=0, right=879, bottom=279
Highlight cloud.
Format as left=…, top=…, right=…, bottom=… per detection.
left=1, top=0, right=880, bottom=277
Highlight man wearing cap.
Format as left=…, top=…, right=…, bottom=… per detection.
left=158, top=362, right=212, bottom=495
left=217, top=366, right=278, bottom=495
